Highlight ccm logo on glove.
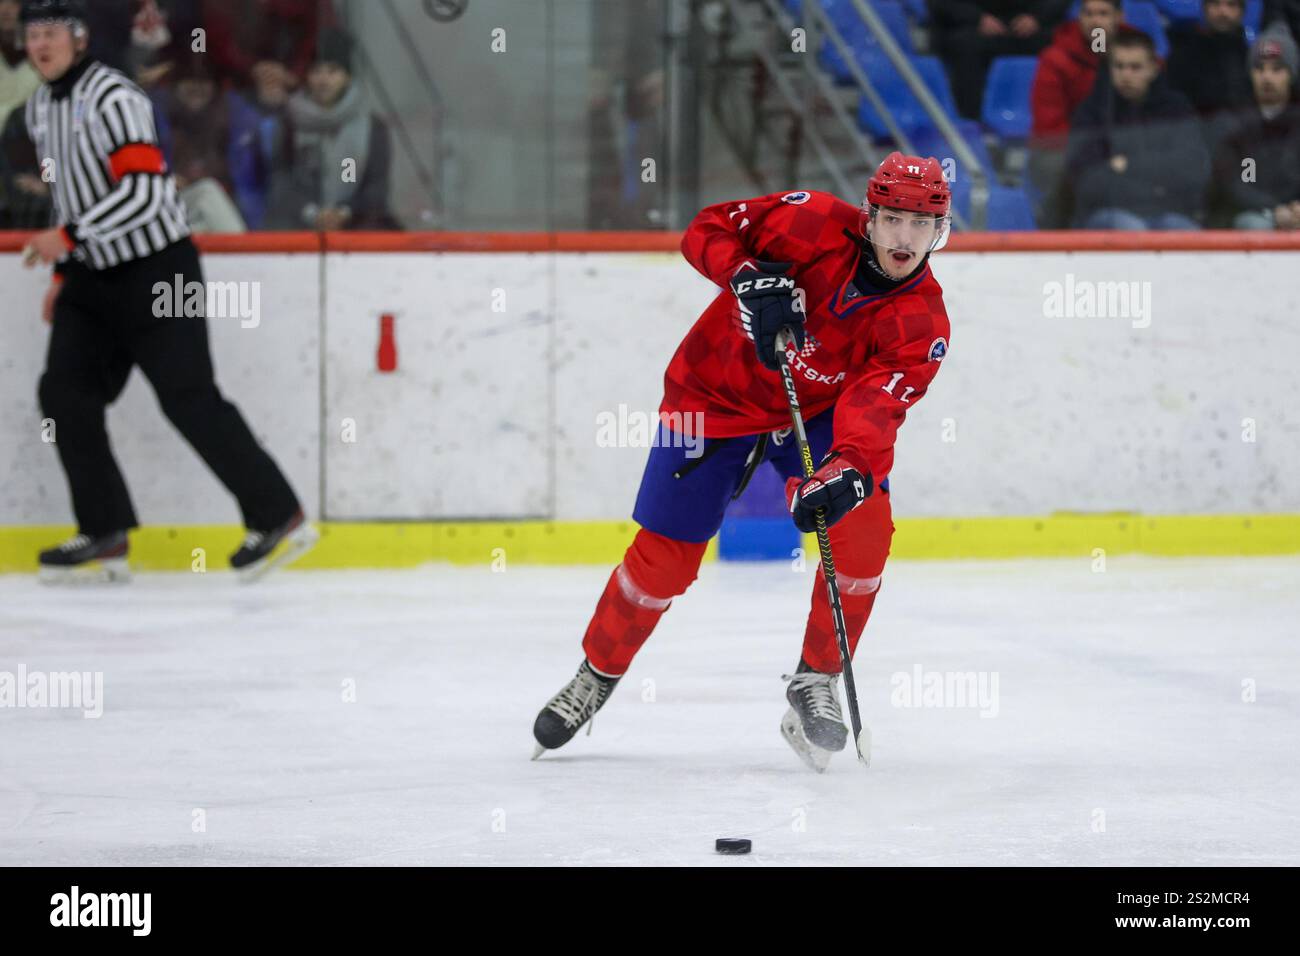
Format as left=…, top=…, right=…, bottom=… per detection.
left=787, top=458, right=872, bottom=532
left=730, top=260, right=806, bottom=371
left=732, top=274, right=795, bottom=295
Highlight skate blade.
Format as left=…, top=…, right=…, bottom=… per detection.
left=237, top=523, right=320, bottom=583
left=39, top=557, right=131, bottom=586
left=780, top=708, right=833, bottom=773
left=531, top=743, right=546, bottom=761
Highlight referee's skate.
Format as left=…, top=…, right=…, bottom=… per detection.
left=230, top=510, right=320, bottom=583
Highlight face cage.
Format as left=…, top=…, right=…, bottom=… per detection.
left=860, top=202, right=952, bottom=254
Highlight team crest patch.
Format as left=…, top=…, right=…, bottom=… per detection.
left=798, top=333, right=820, bottom=358
left=781, top=191, right=811, bottom=205
left=927, top=337, right=947, bottom=362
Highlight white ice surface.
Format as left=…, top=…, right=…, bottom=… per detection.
left=1, top=557, right=1297, bottom=866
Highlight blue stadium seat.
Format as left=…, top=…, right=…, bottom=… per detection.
left=1121, top=1, right=1170, bottom=59
left=856, top=55, right=959, bottom=140
left=986, top=186, right=1038, bottom=230
left=1153, top=0, right=1201, bottom=20
left=1244, top=0, right=1262, bottom=41
left=816, top=0, right=914, bottom=84
left=938, top=183, right=1039, bottom=231
left=981, top=56, right=1038, bottom=140
left=909, top=119, right=993, bottom=173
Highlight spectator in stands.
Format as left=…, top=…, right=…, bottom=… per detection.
left=87, top=0, right=134, bottom=73
left=266, top=28, right=398, bottom=231
left=1028, top=0, right=1128, bottom=225
left=929, top=0, right=1072, bottom=119
left=130, top=0, right=205, bottom=89
left=1065, top=31, right=1209, bottom=228
left=0, top=0, right=39, bottom=228
left=226, top=58, right=292, bottom=230
left=587, top=0, right=668, bottom=228
left=1166, top=0, right=1253, bottom=124
left=154, top=54, right=246, bottom=231
left=0, top=105, right=48, bottom=229
left=1262, top=1, right=1300, bottom=44
left=0, top=0, right=39, bottom=130
left=1209, top=27, right=1300, bottom=228
left=201, top=0, right=333, bottom=92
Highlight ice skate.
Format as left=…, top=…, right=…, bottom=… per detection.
left=781, top=659, right=867, bottom=772
left=231, top=510, right=319, bottom=582
left=532, top=659, right=621, bottom=758
left=38, top=531, right=131, bottom=585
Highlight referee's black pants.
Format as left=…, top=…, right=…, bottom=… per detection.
left=39, top=238, right=300, bottom=537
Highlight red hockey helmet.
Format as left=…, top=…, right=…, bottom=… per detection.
left=860, top=152, right=952, bottom=251
left=865, top=152, right=950, bottom=215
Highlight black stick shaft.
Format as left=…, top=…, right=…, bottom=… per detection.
left=774, top=329, right=866, bottom=763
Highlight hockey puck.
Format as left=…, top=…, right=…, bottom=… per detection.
left=715, top=838, right=752, bottom=855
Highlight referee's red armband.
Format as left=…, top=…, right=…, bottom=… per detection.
left=108, top=144, right=167, bottom=181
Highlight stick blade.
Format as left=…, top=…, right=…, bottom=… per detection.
left=854, top=726, right=872, bottom=768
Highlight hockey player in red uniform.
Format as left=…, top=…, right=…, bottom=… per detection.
left=532, top=152, right=953, bottom=770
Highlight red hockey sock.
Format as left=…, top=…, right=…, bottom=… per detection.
left=800, top=567, right=882, bottom=673
left=581, top=528, right=708, bottom=676
left=790, top=487, right=894, bottom=673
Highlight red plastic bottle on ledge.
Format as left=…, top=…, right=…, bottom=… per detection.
left=377, top=313, right=397, bottom=373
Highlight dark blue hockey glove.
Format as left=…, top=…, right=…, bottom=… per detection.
left=730, top=260, right=805, bottom=371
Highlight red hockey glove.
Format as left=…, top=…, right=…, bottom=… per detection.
left=787, top=454, right=872, bottom=532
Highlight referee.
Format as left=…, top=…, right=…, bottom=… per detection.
left=20, top=0, right=316, bottom=583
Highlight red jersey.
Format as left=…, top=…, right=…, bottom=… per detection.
left=661, top=188, right=950, bottom=483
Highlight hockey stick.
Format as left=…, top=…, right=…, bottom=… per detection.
left=775, top=328, right=870, bottom=767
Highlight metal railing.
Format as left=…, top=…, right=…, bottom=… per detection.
left=845, top=0, right=986, bottom=228
left=714, top=0, right=987, bottom=229
left=717, top=0, right=861, bottom=197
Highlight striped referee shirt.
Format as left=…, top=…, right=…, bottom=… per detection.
left=26, top=57, right=190, bottom=271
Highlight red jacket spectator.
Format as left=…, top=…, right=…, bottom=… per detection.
left=202, top=0, right=335, bottom=88
left=1031, top=14, right=1141, bottom=147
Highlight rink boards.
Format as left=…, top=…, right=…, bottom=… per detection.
left=0, top=231, right=1297, bottom=569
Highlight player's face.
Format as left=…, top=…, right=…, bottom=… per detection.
left=1251, top=60, right=1292, bottom=106
left=1203, top=0, right=1244, bottom=33
left=24, top=21, right=82, bottom=81
left=1077, top=1, right=1119, bottom=45
left=867, top=207, right=940, bottom=279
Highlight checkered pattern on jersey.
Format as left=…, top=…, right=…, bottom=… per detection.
left=664, top=190, right=951, bottom=481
